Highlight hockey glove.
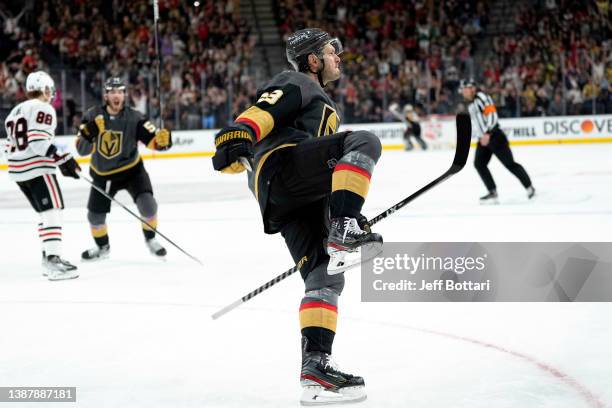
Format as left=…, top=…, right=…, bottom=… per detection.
left=212, top=126, right=254, bottom=174
left=151, top=128, right=172, bottom=151
left=55, top=153, right=81, bottom=179
left=78, top=115, right=105, bottom=142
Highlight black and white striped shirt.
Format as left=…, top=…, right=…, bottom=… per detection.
left=468, top=91, right=498, bottom=138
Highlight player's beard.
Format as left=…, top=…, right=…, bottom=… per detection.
left=324, top=65, right=341, bottom=83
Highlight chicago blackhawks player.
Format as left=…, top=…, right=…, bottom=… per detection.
left=3, top=71, right=80, bottom=280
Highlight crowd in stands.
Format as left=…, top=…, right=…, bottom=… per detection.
left=1, top=0, right=611, bottom=134
left=275, top=0, right=611, bottom=121
left=1, top=0, right=257, bottom=132
left=482, top=0, right=611, bottom=118
left=275, top=0, right=489, bottom=122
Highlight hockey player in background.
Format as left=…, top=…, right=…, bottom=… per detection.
left=212, top=28, right=382, bottom=405
left=389, top=103, right=428, bottom=150
left=3, top=71, right=80, bottom=280
left=76, top=77, right=172, bottom=260
left=461, top=78, right=535, bottom=203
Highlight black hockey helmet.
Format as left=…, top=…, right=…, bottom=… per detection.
left=459, top=78, right=477, bottom=90
left=104, top=77, right=126, bottom=92
left=286, top=28, right=343, bottom=73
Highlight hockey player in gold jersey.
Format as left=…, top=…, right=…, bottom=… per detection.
left=213, top=29, right=383, bottom=405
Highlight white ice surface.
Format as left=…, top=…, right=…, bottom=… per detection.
left=0, top=144, right=611, bottom=408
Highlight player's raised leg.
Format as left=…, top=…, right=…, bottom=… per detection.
left=327, top=131, right=383, bottom=273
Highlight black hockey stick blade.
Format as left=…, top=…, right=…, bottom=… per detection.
left=211, top=113, right=472, bottom=320
left=448, top=112, right=472, bottom=172
left=368, top=113, right=471, bottom=226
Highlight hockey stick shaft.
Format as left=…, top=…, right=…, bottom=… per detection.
left=211, top=114, right=472, bottom=319
left=152, top=0, right=164, bottom=128
left=81, top=175, right=203, bottom=266
left=211, top=265, right=299, bottom=319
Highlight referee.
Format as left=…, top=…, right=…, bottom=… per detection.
left=461, top=79, right=535, bottom=203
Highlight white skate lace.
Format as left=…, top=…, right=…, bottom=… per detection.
left=323, top=356, right=353, bottom=377
left=324, top=357, right=338, bottom=371
left=342, top=218, right=366, bottom=242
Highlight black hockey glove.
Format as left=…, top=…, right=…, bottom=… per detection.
left=212, top=126, right=254, bottom=174
left=78, top=115, right=105, bottom=143
left=55, top=153, right=81, bottom=179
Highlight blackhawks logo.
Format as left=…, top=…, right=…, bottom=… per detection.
left=98, top=130, right=122, bottom=159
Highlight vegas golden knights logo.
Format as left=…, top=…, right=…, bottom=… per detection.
left=98, top=130, right=123, bottom=159
left=317, top=104, right=339, bottom=137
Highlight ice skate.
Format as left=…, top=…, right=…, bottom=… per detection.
left=326, top=217, right=383, bottom=274
left=300, top=351, right=366, bottom=406
left=527, top=186, right=536, bottom=200
left=81, top=244, right=110, bottom=261
left=479, top=190, right=499, bottom=205
left=45, top=256, right=79, bottom=281
left=146, top=238, right=167, bottom=258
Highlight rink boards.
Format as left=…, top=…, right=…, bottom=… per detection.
left=1, top=114, right=611, bottom=169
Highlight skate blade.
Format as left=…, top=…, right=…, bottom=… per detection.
left=327, top=242, right=383, bottom=275
left=149, top=251, right=167, bottom=261
left=81, top=252, right=110, bottom=262
left=300, top=385, right=367, bottom=406
left=479, top=199, right=499, bottom=205
left=47, top=272, right=79, bottom=281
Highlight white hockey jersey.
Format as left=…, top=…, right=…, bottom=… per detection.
left=3, top=99, right=57, bottom=182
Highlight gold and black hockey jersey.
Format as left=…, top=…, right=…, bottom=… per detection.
left=76, top=106, right=159, bottom=177
left=234, top=70, right=341, bottom=221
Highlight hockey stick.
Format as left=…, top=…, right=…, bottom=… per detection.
left=80, top=175, right=204, bottom=266
left=211, top=113, right=472, bottom=319
left=152, top=0, right=164, bottom=128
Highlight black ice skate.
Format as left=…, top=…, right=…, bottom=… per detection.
left=44, top=256, right=79, bottom=281
left=527, top=186, right=536, bottom=200
left=81, top=244, right=110, bottom=261
left=326, top=217, right=383, bottom=274
left=479, top=190, right=499, bottom=205
left=146, top=238, right=167, bottom=258
left=300, top=351, right=366, bottom=406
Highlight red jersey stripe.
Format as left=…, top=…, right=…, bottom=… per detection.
left=333, top=163, right=372, bottom=179
left=39, top=232, right=62, bottom=238
left=235, top=117, right=261, bottom=141
left=299, top=301, right=338, bottom=312
left=8, top=159, right=55, bottom=169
